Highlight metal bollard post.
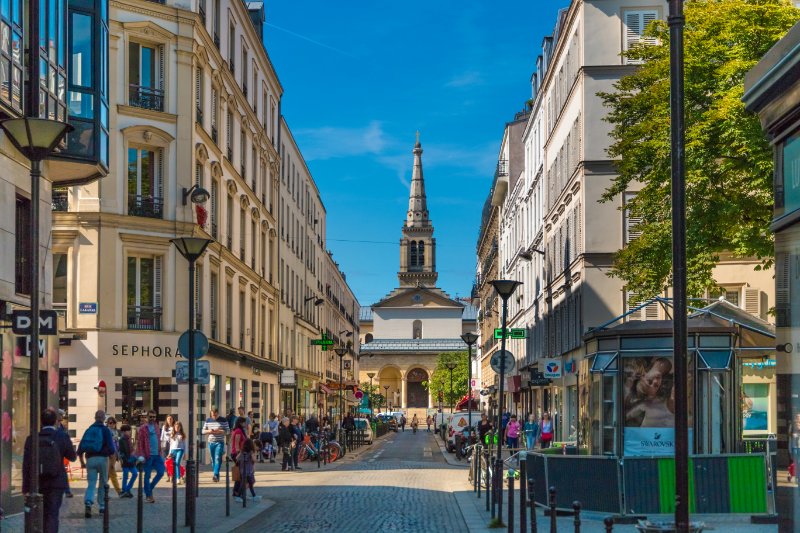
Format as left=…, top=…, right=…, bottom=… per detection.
left=548, top=486, right=557, bottom=533
left=520, top=455, right=527, bottom=533
left=507, top=473, right=515, bottom=533
left=172, top=457, right=177, bottom=533
left=136, top=461, right=144, bottom=533
left=103, top=483, right=110, bottom=533
left=225, top=454, right=230, bottom=517
left=529, top=477, right=538, bottom=533
left=572, top=501, right=581, bottom=533
left=485, top=448, right=491, bottom=512
left=603, top=517, right=614, bottom=532
left=491, top=459, right=497, bottom=519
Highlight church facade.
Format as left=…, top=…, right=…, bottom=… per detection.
left=358, top=137, right=477, bottom=416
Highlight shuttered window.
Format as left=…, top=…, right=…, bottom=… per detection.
left=210, top=179, right=218, bottom=238
left=744, top=288, right=760, bottom=317
left=625, top=290, right=659, bottom=321
left=623, top=192, right=642, bottom=244
left=623, top=10, right=658, bottom=64
left=210, top=271, right=218, bottom=339
left=195, top=67, right=203, bottom=124
left=195, top=263, right=202, bottom=328
left=776, top=252, right=790, bottom=327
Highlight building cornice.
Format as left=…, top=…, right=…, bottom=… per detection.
left=117, top=104, right=179, bottom=123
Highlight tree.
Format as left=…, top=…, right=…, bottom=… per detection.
left=599, top=0, right=798, bottom=298
left=423, top=352, right=469, bottom=409
left=359, top=381, right=386, bottom=411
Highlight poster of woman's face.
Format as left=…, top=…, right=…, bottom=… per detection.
left=623, top=356, right=675, bottom=428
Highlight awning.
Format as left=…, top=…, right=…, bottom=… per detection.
left=455, top=394, right=479, bottom=411
left=319, top=383, right=334, bottom=395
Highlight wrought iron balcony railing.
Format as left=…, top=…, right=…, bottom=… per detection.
left=211, top=126, right=218, bottom=144
left=129, top=85, right=164, bottom=112
left=52, top=189, right=68, bottom=211
left=127, top=305, right=162, bottom=331
left=128, top=195, right=163, bottom=219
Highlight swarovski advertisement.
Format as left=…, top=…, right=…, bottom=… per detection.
left=623, top=356, right=675, bottom=456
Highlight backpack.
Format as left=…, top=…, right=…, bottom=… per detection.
left=38, top=433, right=63, bottom=480
left=80, top=425, right=105, bottom=454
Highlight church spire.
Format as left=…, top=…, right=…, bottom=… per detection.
left=406, top=131, right=429, bottom=228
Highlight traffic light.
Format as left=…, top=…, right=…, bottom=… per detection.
left=438, top=390, right=444, bottom=401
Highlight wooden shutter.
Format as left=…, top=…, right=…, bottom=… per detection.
left=626, top=291, right=644, bottom=320
left=158, top=46, right=165, bottom=90
left=195, top=263, right=202, bottom=325
left=776, top=252, right=790, bottom=327
left=744, top=288, right=760, bottom=316
left=195, top=67, right=201, bottom=109
left=624, top=192, right=641, bottom=243
left=625, top=10, right=658, bottom=63
left=195, top=162, right=202, bottom=187
left=210, top=272, right=217, bottom=325
left=210, top=180, right=218, bottom=233
left=211, top=89, right=218, bottom=128
left=156, top=149, right=164, bottom=199
left=154, top=255, right=162, bottom=311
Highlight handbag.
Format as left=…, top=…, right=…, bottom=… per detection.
left=231, top=463, right=241, bottom=482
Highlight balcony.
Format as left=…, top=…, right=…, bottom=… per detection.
left=195, top=313, right=202, bottom=331
left=495, top=159, right=508, bottom=178
left=127, top=306, right=162, bottom=331
left=52, top=189, right=69, bottom=211
left=128, top=195, right=163, bottom=219
left=196, top=106, right=203, bottom=125
left=129, top=85, right=164, bottom=112
left=211, top=126, right=218, bottom=144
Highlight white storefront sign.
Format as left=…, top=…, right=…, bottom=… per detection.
left=542, top=358, right=562, bottom=379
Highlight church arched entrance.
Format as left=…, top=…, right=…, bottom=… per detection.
left=379, top=367, right=402, bottom=411
left=406, top=368, right=429, bottom=408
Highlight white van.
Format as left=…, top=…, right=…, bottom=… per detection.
left=445, top=412, right=475, bottom=452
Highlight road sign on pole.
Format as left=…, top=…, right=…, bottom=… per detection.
left=490, top=350, right=515, bottom=374
left=178, top=330, right=209, bottom=359
left=493, top=328, right=527, bottom=340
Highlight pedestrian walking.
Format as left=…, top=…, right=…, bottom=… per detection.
left=399, top=414, right=406, bottom=432
left=22, top=408, right=78, bottom=533
left=160, top=415, right=174, bottom=480
left=277, top=417, right=295, bottom=471
left=290, top=416, right=303, bottom=470
left=118, top=424, right=137, bottom=498
left=167, top=421, right=187, bottom=484
left=477, top=413, right=492, bottom=444
left=230, top=417, right=248, bottom=497
left=136, top=409, right=166, bottom=503
left=235, top=439, right=259, bottom=503
left=540, top=412, right=554, bottom=449
left=426, top=415, right=432, bottom=432
left=105, top=417, right=122, bottom=496
left=524, top=414, right=539, bottom=450
left=411, top=414, right=419, bottom=433
left=55, top=409, right=74, bottom=499
left=77, top=410, right=116, bottom=518
left=202, top=407, right=230, bottom=482
left=268, top=412, right=279, bottom=438
left=505, top=414, right=521, bottom=449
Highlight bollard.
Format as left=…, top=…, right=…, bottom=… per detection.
left=528, top=477, right=538, bottom=533
left=172, top=456, right=177, bottom=533
left=491, top=460, right=497, bottom=519
left=548, top=486, right=557, bottom=533
left=572, top=501, right=581, bottom=533
left=475, top=446, right=481, bottom=498
left=136, top=461, right=144, bottom=533
left=485, top=448, right=491, bottom=512
left=225, top=454, right=230, bottom=517
left=507, top=473, right=515, bottom=533
left=103, top=483, right=110, bottom=533
left=604, top=516, right=614, bottom=532
left=519, top=455, right=527, bottom=533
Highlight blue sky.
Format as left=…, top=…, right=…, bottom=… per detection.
left=264, top=1, right=570, bottom=305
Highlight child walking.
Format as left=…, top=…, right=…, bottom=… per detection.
left=236, top=439, right=260, bottom=502
left=118, top=424, right=137, bottom=498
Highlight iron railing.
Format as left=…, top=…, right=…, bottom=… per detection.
left=128, top=195, right=163, bottom=219
left=211, top=126, right=218, bottom=144
left=127, top=306, right=162, bottom=330
left=129, top=84, right=164, bottom=112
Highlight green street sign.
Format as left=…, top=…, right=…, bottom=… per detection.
left=493, top=328, right=527, bottom=339
left=311, top=332, right=335, bottom=351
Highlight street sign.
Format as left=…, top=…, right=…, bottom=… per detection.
left=17, top=336, right=46, bottom=357
left=175, top=360, right=210, bottom=385
left=493, top=328, right=527, bottom=340
left=11, top=310, right=58, bottom=335
left=178, top=329, right=209, bottom=359
left=78, top=302, right=97, bottom=314
left=490, top=350, right=515, bottom=374
left=470, top=378, right=478, bottom=388
left=310, top=332, right=335, bottom=351
left=354, top=390, right=363, bottom=400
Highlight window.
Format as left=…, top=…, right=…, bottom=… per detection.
left=127, top=256, right=162, bottom=330
left=210, top=88, right=218, bottom=143
left=261, top=230, right=267, bottom=276
left=239, top=290, right=245, bottom=347
left=127, top=147, right=163, bottom=218
left=240, top=128, right=247, bottom=178
left=225, top=282, right=233, bottom=344
left=195, top=263, right=203, bottom=329
left=722, top=287, right=740, bottom=307
left=623, top=10, right=658, bottom=64
left=412, top=319, right=422, bottom=339
left=210, top=180, right=218, bottom=238
left=241, top=46, right=248, bottom=95
left=250, top=297, right=256, bottom=352
left=195, top=67, right=203, bottom=125
left=195, top=162, right=202, bottom=188
left=15, top=195, right=31, bottom=295
left=226, top=194, right=233, bottom=249
left=623, top=192, right=641, bottom=244
left=226, top=110, right=233, bottom=160
left=251, top=218, right=256, bottom=269
left=240, top=207, right=246, bottom=259
left=212, top=0, right=220, bottom=46
left=53, top=253, right=68, bottom=305
left=0, top=0, right=24, bottom=112
left=251, top=147, right=257, bottom=191
left=210, top=271, right=218, bottom=339
left=228, top=20, right=235, bottom=71
left=128, top=43, right=163, bottom=111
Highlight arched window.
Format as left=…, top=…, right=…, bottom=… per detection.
left=409, top=240, right=417, bottom=267
left=412, top=319, right=422, bottom=339
left=418, top=241, right=425, bottom=267
left=365, top=333, right=373, bottom=343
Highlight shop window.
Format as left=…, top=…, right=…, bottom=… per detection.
left=127, top=146, right=163, bottom=218
left=127, top=255, right=162, bottom=330
left=15, top=195, right=31, bottom=295
left=121, top=377, right=160, bottom=424
left=225, top=377, right=237, bottom=414
left=52, top=252, right=68, bottom=306
left=128, top=42, right=163, bottom=111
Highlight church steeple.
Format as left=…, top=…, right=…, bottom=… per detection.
left=398, top=133, right=437, bottom=288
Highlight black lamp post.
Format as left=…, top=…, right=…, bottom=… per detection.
left=367, top=372, right=375, bottom=417
left=668, top=1, right=689, bottom=530
left=460, top=332, right=479, bottom=430
left=490, top=279, right=522, bottom=523
left=335, top=347, right=347, bottom=436
left=383, top=384, right=389, bottom=413
left=446, top=361, right=457, bottom=413
left=171, top=236, right=213, bottom=532
left=0, top=117, right=73, bottom=532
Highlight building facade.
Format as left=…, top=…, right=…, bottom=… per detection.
left=55, top=0, right=284, bottom=445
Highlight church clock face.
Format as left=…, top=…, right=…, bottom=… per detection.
left=412, top=294, right=422, bottom=303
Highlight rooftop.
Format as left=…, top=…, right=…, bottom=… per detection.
left=360, top=338, right=469, bottom=353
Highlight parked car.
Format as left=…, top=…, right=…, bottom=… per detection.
left=445, top=412, right=472, bottom=453
left=353, top=417, right=374, bottom=444
left=376, top=414, right=398, bottom=431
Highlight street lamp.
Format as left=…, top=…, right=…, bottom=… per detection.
left=367, top=372, right=375, bottom=417
left=490, top=279, right=522, bottom=522
left=171, top=236, right=213, bottom=532
left=446, top=361, right=457, bottom=414
left=460, top=332, right=479, bottom=430
left=383, top=384, right=390, bottom=413
left=0, top=116, right=73, bottom=531
left=335, top=346, right=348, bottom=442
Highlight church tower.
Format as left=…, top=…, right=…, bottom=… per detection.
left=398, top=134, right=437, bottom=287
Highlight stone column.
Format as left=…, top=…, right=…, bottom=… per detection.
left=428, top=389, right=433, bottom=409
left=401, top=376, right=407, bottom=409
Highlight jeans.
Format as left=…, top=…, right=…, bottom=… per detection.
left=85, top=455, right=109, bottom=508
left=42, top=488, right=64, bottom=533
left=169, top=449, right=184, bottom=479
left=143, top=454, right=165, bottom=497
left=122, top=466, right=138, bottom=493
left=526, top=434, right=536, bottom=450
left=208, top=441, right=224, bottom=478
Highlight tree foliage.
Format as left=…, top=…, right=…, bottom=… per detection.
left=423, top=352, right=469, bottom=408
left=600, top=0, right=798, bottom=298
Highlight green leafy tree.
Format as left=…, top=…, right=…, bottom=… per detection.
left=599, top=0, right=798, bottom=298
left=423, top=352, right=469, bottom=408
left=359, top=381, right=386, bottom=411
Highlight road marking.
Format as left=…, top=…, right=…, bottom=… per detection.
left=423, top=447, right=432, bottom=457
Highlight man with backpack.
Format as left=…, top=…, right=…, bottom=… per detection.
left=77, top=410, right=115, bottom=518
left=22, top=408, right=77, bottom=533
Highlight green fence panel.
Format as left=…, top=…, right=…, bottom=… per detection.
left=657, top=458, right=696, bottom=514
left=727, top=455, right=767, bottom=513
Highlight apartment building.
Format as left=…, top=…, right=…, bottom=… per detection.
left=485, top=0, right=775, bottom=442
left=54, top=0, right=284, bottom=439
